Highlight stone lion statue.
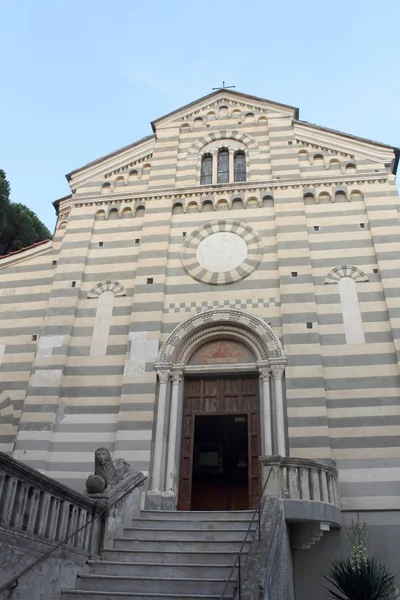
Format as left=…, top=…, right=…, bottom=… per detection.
left=85, top=447, right=131, bottom=494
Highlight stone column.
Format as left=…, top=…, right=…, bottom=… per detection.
left=212, top=151, right=218, bottom=184
left=271, top=363, right=286, bottom=456
left=259, top=367, right=273, bottom=455
left=165, top=369, right=183, bottom=493
left=229, top=149, right=235, bottom=182
left=151, top=368, right=171, bottom=492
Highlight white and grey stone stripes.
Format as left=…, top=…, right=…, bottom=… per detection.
left=0, top=89, right=399, bottom=515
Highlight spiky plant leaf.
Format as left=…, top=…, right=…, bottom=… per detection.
left=323, top=557, right=396, bottom=600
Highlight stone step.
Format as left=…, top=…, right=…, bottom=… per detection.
left=123, top=527, right=253, bottom=542
left=140, top=510, right=252, bottom=521
left=113, top=537, right=250, bottom=553
left=77, top=575, right=234, bottom=595
left=62, top=591, right=234, bottom=600
left=87, top=560, right=237, bottom=579
left=102, top=548, right=243, bottom=565
left=132, top=518, right=256, bottom=531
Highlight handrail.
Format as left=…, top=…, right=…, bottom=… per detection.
left=0, top=473, right=147, bottom=595
left=219, top=467, right=272, bottom=600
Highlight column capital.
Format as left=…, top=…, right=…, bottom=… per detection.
left=156, top=369, right=171, bottom=385
left=270, top=364, right=285, bottom=381
left=171, top=370, right=183, bottom=385
left=259, top=368, right=271, bottom=382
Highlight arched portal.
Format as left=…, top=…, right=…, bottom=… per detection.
left=148, top=309, right=286, bottom=511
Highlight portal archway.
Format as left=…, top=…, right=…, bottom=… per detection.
left=148, top=308, right=287, bottom=509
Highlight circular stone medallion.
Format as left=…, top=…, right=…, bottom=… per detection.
left=196, top=231, right=248, bottom=273
left=181, top=220, right=263, bottom=285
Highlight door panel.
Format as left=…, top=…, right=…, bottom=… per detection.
left=177, top=376, right=261, bottom=510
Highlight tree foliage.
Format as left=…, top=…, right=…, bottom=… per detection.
left=0, top=170, right=52, bottom=256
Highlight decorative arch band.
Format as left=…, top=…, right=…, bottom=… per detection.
left=324, top=265, right=368, bottom=285
left=157, top=307, right=285, bottom=365
left=188, top=130, right=259, bottom=156
left=87, top=280, right=126, bottom=298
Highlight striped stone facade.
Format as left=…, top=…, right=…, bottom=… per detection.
left=0, top=90, right=399, bottom=519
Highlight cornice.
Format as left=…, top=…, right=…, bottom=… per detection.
left=71, top=171, right=390, bottom=208
left=294, top=122, right=396, bottom=165
left=67, top=136, right=156, bottom=190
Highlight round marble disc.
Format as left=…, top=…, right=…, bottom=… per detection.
left=196, top=231, right=248, bottom=273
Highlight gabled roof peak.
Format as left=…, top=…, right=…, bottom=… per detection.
left=151, top=89, right=300, bottom=131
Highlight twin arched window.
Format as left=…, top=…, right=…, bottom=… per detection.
left=200, top=149, right=246, bottom=185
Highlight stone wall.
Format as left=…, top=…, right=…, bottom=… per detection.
left=0, top=529, right=89, bottom=600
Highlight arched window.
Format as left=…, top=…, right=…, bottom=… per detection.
left=200, top=154, right=213, bottom=185
left=234, top=151, right=246, bottom=182
left=217, top=148, right=229, bottom=184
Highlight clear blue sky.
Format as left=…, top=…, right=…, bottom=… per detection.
left=1, top=0, right=399, bottom=232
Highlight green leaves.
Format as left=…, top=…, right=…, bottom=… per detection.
left=0, top=171, right=52, bottom=255
left=323, top=557, right=396, bottom=600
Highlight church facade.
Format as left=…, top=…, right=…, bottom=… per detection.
left=1, top=90, right=400, bottom=593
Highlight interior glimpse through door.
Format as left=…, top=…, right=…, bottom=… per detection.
left=191, top=414, right=249, bottom=510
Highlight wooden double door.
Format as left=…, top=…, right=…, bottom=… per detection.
left=177, top=376, right=261, bottom=511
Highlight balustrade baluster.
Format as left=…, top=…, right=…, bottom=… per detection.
left=77, top=509, right=88, bottom=550
left=320, top=470, right=329, bottom=502
left=1, top=476, right=18, bottom=526
left=327, top=473, right=334, bottom=503
left=13, top=482, right=30, bottom=530
left=299, top=467, right=311, bottom=500
left=67, top=505, right=79, bottom=547
left=288, top=467, right=300, bottom=499
left=57, top=501, right=71, bottom=542
left=36, top=492, right=51, bottom=538
left=310, top=469, right=321, bottom=501
left=25, top=487, right=41, bottom=534
left=47, top=497, right=61, bottom=541
left=0, top=472, right=6, bottom=500
left=81, top=511, right=92, bottom=553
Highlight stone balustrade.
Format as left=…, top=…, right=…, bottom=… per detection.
left=0, top=452, right=100, bottom=555
left=261, top=455, right=341, bottom=511
left=0, top=451, right=146, bottom=599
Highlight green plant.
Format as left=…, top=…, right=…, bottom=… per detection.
left=323, top=515, right=396, bottom=600
left=324, top=556, right=396, bottom=600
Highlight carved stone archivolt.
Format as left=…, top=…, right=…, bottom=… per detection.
left=158, top=307, right=285, bottom=366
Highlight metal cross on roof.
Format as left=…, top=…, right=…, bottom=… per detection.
left=212, top=81, right=236, bottom=91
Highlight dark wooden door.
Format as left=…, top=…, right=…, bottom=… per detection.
left=177, top=376, right=261, bottom=511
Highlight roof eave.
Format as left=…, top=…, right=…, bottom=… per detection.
left=65, top=134, right=156, bottom=182
left=52, top=194, right=72, bottom=215
left=295, top=119, right=399, bottom=172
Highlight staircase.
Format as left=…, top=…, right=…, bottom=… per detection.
left=61, top=510, right=255, bottom=600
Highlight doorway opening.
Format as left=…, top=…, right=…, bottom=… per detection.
left=177, top=376, right=261, bottom=511
left=191, top=414, right=249, bottom=511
